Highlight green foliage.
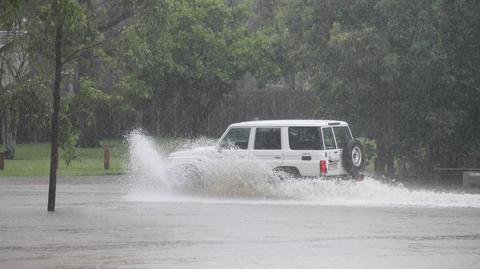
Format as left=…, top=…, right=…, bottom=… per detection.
left=33, top=0, right=97, bottom=59
left=67, top=77, right=111, bottom=148
left=71, top=77, right=110, bottom=125
left=0, top=0, right=22, bottom=27
left=113, top=0, right=281, bottom=135
left=113, top=75, right=152, bottom=113
left=58, top=114, right=78, bottom=166
left=3, top=0, right=480, bottom=178
left=358, top=137, right=376, bottom=167
left=277, top=0, right=480, bottom=175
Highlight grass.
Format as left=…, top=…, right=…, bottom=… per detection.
left=0, top=139, right=128, bottom=176
left=0, top=136, right=376, bottom=177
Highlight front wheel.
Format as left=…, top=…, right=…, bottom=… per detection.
left=342, top=139, right=365, bottom=176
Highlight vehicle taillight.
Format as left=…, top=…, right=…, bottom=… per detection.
left=320, top=160, right=327, bottom=174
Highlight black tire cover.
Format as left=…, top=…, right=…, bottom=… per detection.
left=342, top=139, right=364, bottom=175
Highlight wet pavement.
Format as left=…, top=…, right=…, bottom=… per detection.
left=1, top=176, right=479, bottom=269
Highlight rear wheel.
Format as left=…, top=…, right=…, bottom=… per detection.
left=343, top=139, right=364, bottom=177
left=273, top=167, right=301, bottom=180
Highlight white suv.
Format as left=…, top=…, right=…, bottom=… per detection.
left=168, top=120, right=364, bottom=179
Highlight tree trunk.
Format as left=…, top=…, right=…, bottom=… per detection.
left=156, top=110, right=160, bottom=137
left=1, top=102, right=17, bottom=159
left=48, top=3, right=64, bottom=212
left=135, top=110, right=143, bottom=128
left=375, top=135, right=396, bottom=179
left=284, top=70, right=295, bottom=91
left=386, top=151, right=395, bottom=179
left=397, top=158, right=406, bottom=178
left=77, top=115, right=100, bottom=148
left=374, top=139, right=386, bottom=177
left=189, top=103, right=200, bottom=138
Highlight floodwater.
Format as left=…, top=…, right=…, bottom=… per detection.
left=1, top=133, right=480, bottom=268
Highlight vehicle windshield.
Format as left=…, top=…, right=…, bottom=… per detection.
left=220, top=128, right=250, bottom=150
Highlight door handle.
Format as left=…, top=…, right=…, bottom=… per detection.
left=274, top=156, right=281, bottom=159
left=302, top=153, right=311, bottom=161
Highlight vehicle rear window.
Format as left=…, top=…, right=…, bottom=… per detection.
left=333, top=126, right=352, bottom=148
left=254, top=128, right=281, bottom=150
left=322, top=127, right=337, bottom=150
left=288, top=127, right=323, bottom=150
left=220, top=128, right=250, bottom=149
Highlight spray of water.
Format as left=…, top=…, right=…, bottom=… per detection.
left=124, top=131, right=480, bottom=208
left=124, top=130, right=171, bottom=192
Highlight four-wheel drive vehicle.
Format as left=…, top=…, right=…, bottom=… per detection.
left=168, top=120, right=364, bottom=179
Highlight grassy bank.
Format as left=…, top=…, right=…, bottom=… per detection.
left=1, top=137, right=375, bottom=177
left=0, top=140, right=128, bottom=176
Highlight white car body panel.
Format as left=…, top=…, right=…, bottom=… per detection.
left=169, top=120, right=355, bottom=177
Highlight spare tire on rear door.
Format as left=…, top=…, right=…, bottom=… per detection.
left=342, top=139, right=364, bottom=176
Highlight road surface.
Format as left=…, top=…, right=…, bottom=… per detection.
left=1, top=176, right=479, bottom=269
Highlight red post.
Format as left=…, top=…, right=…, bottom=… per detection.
left=0, top=152, right=4, bottom=170
left=103, top=145, right=110, bottom=171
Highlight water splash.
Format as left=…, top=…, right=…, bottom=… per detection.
left=124, top=131, right=480, bottom=208
left=124, top=130, right=170, bottom=191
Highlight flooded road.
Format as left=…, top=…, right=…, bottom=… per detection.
left=2, top=134, right=480, bottom=268
left=1, top=176, right=480, bottom=269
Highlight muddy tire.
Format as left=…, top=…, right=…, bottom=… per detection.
left=343, top=139, right=364, bottom=176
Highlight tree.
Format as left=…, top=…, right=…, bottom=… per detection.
left=69, top=0, right=128, bottom=147
left=33, top=0, right=99, bottom=211
left=275, top=0, right=447, bottom=177
left=69, top=77, right=110, bottom=148
left=276, top=0, right=480, bottom=178
left=0, top=0, right=30, bottom=159
left=431, top=0, right=480, bottom=168
left=114, top=0, right=280, bottom=137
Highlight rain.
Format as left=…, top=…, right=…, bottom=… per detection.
left=1, top=1, right=480, bottom=268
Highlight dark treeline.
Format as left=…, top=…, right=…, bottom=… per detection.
left=1, top=0, right=479, bottom=178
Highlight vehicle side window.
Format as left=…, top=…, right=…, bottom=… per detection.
left=322, top=127, right=337, bottom=150
left=333, top=126, right=352, bottom=149
left=254, top=128, right=281, bottom=150
left=220, top=128, right=250, bottom=150
left=288, top=127, right=323, bottom=150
